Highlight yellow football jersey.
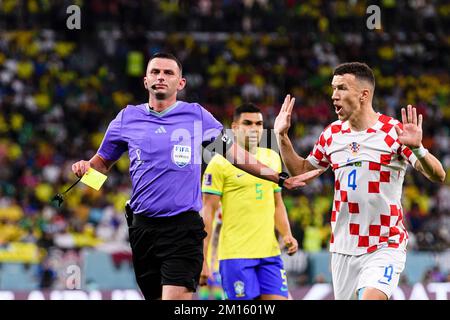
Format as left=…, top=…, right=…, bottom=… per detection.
left=202, top=147, right=282, bottom=260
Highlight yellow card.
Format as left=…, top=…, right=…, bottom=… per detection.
left=80, top=167, right=108, bottom=191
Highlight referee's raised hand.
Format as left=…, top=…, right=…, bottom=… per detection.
left=283, top=168, right=324, bottom=189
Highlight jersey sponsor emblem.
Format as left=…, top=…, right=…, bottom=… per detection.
left=155, top=125, right=166, bottom=134
left=172, top=145, right=191, bottom=168
left=204, top=173, right=212, bottom=186
left=236, top=173, right=245, bottom=178
left=349, top=142, right=360, bottom=155
left=346, top=159, right=362, bottom=167
left=233, top=281, right=245, bottom=297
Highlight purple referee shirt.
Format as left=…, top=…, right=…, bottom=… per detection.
left=97, top=101, right=223, bottom=217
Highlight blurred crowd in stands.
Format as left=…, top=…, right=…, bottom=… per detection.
left=0, top=0, right=449, bottom=288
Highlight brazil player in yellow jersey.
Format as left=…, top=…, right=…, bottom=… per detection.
left=200, top=103, right=298, bottom=300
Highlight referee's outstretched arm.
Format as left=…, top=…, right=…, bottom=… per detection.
left=71, top=154, right=115, bottom=178
left=204, top=133, right=322, bottom=190
left=228, top=143, right=323, bottom=189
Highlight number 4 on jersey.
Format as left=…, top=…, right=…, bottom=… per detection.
left=348, top=169, right=357, bottom=190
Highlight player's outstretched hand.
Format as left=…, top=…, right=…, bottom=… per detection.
left=394, top=104, right=423, bottom=149
left=71, top=160, right=91, bottom=178
left=274, top=94, right=295, bottom=136
left=283, top=169, right=324, bottom=190
left=283, top=235, right=298, bottom=256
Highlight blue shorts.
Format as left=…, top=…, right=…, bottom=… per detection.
left=219, top=256, right=289, bottom=300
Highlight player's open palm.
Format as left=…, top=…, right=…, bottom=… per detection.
left=284, top=169, right=324, bottom=189
left=274, top=94, right=295, bottom=135
left=395, top=104, right=423, bottom=149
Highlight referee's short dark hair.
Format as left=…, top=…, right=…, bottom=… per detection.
left=333, top=62, right=375, bottom=88
left=233, top=103, right=261, bottom=120
left=148, top=52, right=183, bottom=75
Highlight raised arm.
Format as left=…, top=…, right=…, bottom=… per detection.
left=395, top=105, right=446, bottom=183
left=274, top=94, right=323, bottom=176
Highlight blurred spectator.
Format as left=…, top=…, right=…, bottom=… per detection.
left=36, top=257, right=58, bottom=289
left=422, top=265, right=447, bottom=284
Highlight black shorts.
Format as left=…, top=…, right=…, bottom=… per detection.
left=128, top=211, right=207, bottom=300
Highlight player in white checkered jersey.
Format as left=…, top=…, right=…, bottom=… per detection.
left=274, top=62, right=446, bottom=300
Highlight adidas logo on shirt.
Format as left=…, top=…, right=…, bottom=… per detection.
left=155, top=126, right=167, bottom=134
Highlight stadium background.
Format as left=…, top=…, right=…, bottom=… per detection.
left=0, top=0, right=449, bottom=299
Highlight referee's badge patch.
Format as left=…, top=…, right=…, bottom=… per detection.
left=172, top=145, right=191, bottom=168
left=204, top=173, right=212, bottom=186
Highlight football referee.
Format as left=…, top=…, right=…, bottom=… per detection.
left=71, top=53, right=321, bottom=300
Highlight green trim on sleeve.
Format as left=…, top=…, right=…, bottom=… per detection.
left=201, top=189, right=223, bottom=196
left=274, top=187, right=282, bottom=193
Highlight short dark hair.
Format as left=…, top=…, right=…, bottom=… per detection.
left=148, top=52, right=183, bottom=74
left=333, top=62, right=375, bottom=87
left=233, top=103, right=261, bottom=120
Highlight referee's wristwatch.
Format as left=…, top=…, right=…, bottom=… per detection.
left=277, top=172, right=290, bottom=188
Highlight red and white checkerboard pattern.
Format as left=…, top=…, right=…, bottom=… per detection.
left=307, top=114, right=416, bottom=255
